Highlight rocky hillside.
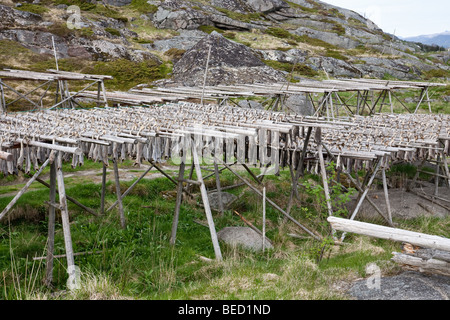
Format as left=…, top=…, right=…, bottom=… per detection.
left=0, top=0, right=449, bottom=90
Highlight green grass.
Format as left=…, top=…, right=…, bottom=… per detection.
left=263, top=60, right=319, bottom=78
left=15, top=3, right=49, bottom=15
left=1, top=159, right=448, bottom=300
left=129, top=0, right=158, bottom=14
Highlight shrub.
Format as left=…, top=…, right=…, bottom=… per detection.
left=198, top=25, right=224, bottom=34
left=105, top=27, right=121, bottom=37
left=265, top=27, right=292, bottom=39
left=325, top=49, right=348, bottom=61
left=263, top=60, right=319, bottom=77
left=15, top=3, right=49, bottom=15
left=164, top=48, right=186, bottom=61
left=423, top=68, right=449, bottom=80
left=91, top=58, right=170, bottom=91
left=130, top=0, right=158, bottom=14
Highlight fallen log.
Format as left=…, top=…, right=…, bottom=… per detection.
left=391, top=252, right=450, bottom=277
left=327, top=216, right=450, bottom=251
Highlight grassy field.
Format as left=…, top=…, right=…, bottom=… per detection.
left=1, top=160, right=449, bottom=300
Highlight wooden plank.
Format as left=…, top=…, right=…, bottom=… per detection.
left=193, top=143, right=223, bottom=261
left=112, top=156, right=126, bottom=229
left=44, top=159, right=56, bottom=287
left=0, top=154, right=52, bottom=222
left=328, top=216, right=450, bottom=251
left=55, top=151, right=76, bottom=286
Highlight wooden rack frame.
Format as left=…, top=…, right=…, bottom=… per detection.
left=0, top=102, right=449, bottom=288
left=0, top=69, right=112, bottom=113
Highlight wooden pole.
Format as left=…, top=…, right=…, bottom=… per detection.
left=55, top=151, right=76, bottom=282
left=441, top=150, right=450, bottom=188
left=213, top=160, right=224, bottom=216
left=44, top=158, right=56, bottom=287
left=0, top=155, right=53, bottom=222
left=216, top=156, right=322, bottom=241
left=18, top=171, right=99, bottom=217
left=434, top=153, right=440, bottom=196
left=112, top=156, right=126, bottom=229
left=193, top=145, right=223, bottom=261
left=328, top=216, right=450, bottom=251
left=0, top=79, right=6, bottom=113
left=170, top=160, right=186, bottom=245
left=262, top=186, right=266, bottom=252
left=100, top=163, right=107, bottom=215
left=381, top=167, right=393, bottom=225
left=348, top=158, right=381, bottom=221
left=106, top=164, right=154, bottom=212
left=318, top=144, right=333, bottom=218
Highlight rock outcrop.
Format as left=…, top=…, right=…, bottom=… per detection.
left=169, top=31, right=285, bottom=86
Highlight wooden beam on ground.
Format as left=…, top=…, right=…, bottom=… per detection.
left=328, top=216, right=450, bottom=251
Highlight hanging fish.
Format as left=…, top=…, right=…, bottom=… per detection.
left=17, top=141, right=24, bottom=170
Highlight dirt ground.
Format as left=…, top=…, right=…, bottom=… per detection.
left=347, top=183, right=450, bottom=220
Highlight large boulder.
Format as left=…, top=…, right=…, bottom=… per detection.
left=283, top=94, right=315, bottom=115
left=307, top=56, right=362, bottom=78
left=170, top=31, right=285, bottom=86
left=246, top=0, right=289, bottom=13
left=0, top=4, right=42, bottom=29
left=103, top=0, right=132, bottom=6
left=212, top=0, right=289, bottom=13
left=217, top=227, right=273, bottom=251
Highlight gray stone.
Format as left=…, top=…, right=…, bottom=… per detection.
left=246, top=0, right=289, bottom=13
left=257, top=48, right=308, bottom=64
left=170, top=31, right=285, bottom=86
left=212, top=0, right=288, bottom=13
left=0, top=4, right=42, bottom=28
left=217, top=227, right=273, bottom=251
left=145, top=30, right=206, bottom=52
left=283, top=94, right=315, bottom=115
left=237, top=100, right=264, bottom=110
left=208, top=191, right=237, bottom=211
left=103, top=0, right=132, bottom=6
left=307, top=56, right=362, bottom=78
left=348, top=271, right=450, bottom=300
left=293, top=27, right=360, bottom=50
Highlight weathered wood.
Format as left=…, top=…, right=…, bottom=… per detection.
left=0, top=151, right=13, bottom=161
left=20, top=173, right=99, bottom=217
left=318, top=144, right=333, bottom=217
left=193, top=145, right=222, bottom=261
left=44, top=160, right=56, bottom=287
left=401, top=243, right=450, bottom=263
left=328, top=216, right=450, bottom=251
left=170, top=161, right=186, bottom=245
left=112, top=156, right=126, bottom=229
left=55, top=151, right=76, bottom=283
left=213, top=160, right=224, bottom=216
left=216, top=156, right=322, bottom=241
left=391, top=252, right=450, bottom=277
left=381, top=167, right=393, bottom=225
left=100, top=163, right=107, bottom=215
left=106, top=164, right=154, bottom=212
left=0, top=155, right=53, bottom=222
left=262, top=186, right=266, bottom=252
